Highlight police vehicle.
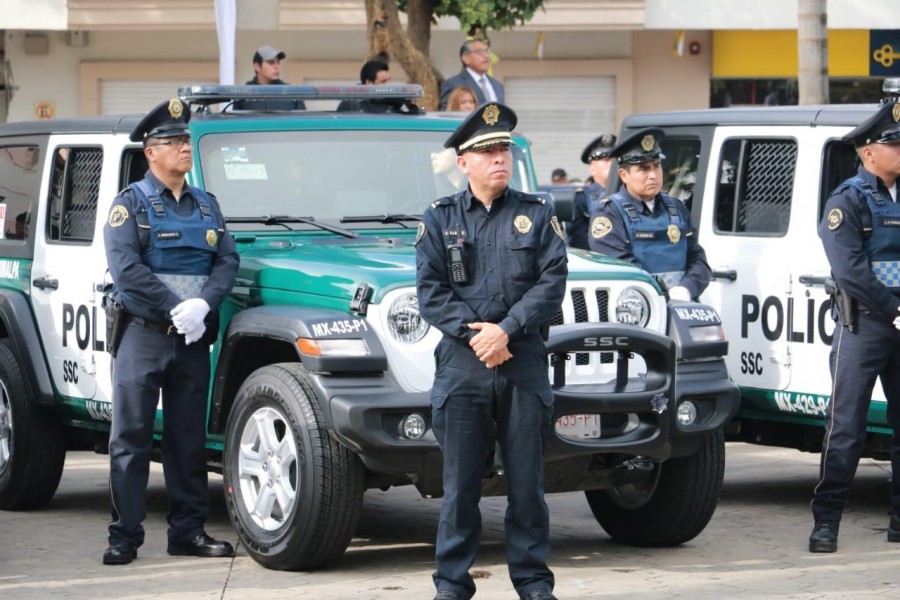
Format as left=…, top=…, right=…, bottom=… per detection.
left=612, top=88, right=898, bottom=458
left=0, top=84, right=737, bottom=571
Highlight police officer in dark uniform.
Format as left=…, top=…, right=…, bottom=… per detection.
left=566, top=134, right=616, bottom=250
left=809, top=101, right=900, bottom=553
left=102, top=98, right=239, bottom=565
left=587, top=128, right=710, bottom=301
left=416, top=103, right=568, bottom=600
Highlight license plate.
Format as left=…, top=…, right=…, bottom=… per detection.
left=555, top=414, right=601, bottom=440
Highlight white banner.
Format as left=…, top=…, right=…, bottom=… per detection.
left=215, top=0, right=237, bottom=85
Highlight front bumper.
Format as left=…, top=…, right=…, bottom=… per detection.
left=309, top=322, right=738, bottom=477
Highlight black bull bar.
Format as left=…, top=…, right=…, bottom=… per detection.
left=544, top=323, right=699, bottom=462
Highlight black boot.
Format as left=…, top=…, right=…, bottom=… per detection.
left=809, top=520, right=839, bottom=553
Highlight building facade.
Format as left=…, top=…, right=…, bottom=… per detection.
left=1, top=0, right=898, bottom=183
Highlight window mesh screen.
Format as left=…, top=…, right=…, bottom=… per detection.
left=61, top=148, right=103, bottom=242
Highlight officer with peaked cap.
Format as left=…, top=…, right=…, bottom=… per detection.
left=102, top=98, right=238, bottom=565
left=416, top=103, right=567, bottom=600
left=810, top=101, right=900, bottom=554
left=566, top=133, right=618, bottom=250
left=587, top=128, right=710, bottom=301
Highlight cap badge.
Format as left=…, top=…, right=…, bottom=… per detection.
left=482, top=104, right=500, bottom=126
left=206, top=229, right=218, bottom=247
left=168, top=98, right=183, bottom=120
left=601, top=134, right=614, bottom=147
left=892, top=103, right=900, bottom=123
left=827, top=207, right=843, bottom=231
left=667, top=224, right=681, bottom=244
left=514, top=215, right=532, bottom=234
left=591, top=216, right=612, bottom=239
left=641, top=135, right=655, bottom=152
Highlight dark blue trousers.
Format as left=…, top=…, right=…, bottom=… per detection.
left=108, top=322, right=211, bottom=547
left=812, top=312, right=900, bottom=521
left=431, top=348, right=555, bottom=600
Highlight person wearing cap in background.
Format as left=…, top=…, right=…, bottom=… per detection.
left=416, top=103, right=567, bottom=600
left=233, top=45, right=306, bottom=111
left=564, top=134, right=617, bottom=250
left=587, top=128, right=710, bottom=302
left=101, top=98, right=239, bottom=565
left=809, top=101, right=900, bottom=554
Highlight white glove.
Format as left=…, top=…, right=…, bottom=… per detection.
left=170, top=298, right=210, bottom=334
left=895, top=307, right=900, bottom=331
left=183, top=322, right=207, bottom=345
left=668, top=286, right=692, bottom=302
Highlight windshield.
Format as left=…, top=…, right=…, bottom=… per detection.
left=197, top=130, right=534, bottom=224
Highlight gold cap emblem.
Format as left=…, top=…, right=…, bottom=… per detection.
left=168, top=98, right=183, bottom=119
left=641, top=134, right=655, bottom=152
left=482, top=104, right=500, bottom=126
left=514, top=215, right=532, bottom=234
left=667, top=224, right=681, bottom=243
left=206, top=229, right=218, bottom=247
left=892, top=102, right=900, bottom=123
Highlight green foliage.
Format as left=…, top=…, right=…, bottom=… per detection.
left=398, top=0, right=546, bottom=34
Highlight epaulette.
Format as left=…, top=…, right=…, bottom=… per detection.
left=515, top=191, right=546, bottom=205
left=430, top=196, right=455, bottom=209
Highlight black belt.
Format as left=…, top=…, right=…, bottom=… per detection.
left=129, top=316, right=182, bottom=337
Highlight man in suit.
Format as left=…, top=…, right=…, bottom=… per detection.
left=439, top=40, right=505, bottom=110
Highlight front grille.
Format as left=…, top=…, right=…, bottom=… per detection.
left=551, top=287, right=613, bottom=365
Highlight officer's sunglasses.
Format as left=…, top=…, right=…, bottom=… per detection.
left=152, top=137, right=191, bottom=149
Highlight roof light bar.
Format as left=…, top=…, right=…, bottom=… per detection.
left=178, top=84, right=424, bottom=105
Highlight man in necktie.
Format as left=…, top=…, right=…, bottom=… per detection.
left=440, top=39, right=505, bottom=110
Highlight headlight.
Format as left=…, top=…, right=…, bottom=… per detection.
left=616, top=287, right=650, bottom=327
left=387, top=293, right=429, bottom=343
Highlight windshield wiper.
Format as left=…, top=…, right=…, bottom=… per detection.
left=340, top=214, right=422, bottom=228
left=225, top=215, right=359, bottom=238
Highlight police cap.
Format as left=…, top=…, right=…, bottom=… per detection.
left=611, top=128, right=666, bottom=165
left=581, top=133, right=617, bottom=164
left=444, top=102, right=517, bottom=153
left=129, top=98, right=191, bottom=143
left=843, top=101, right=900, bottom=148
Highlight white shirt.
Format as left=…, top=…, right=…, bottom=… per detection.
left=466, top=67, right=497, bottom=102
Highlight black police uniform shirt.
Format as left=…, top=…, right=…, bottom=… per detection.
left=820, top=165, right=900, bottom=321
left=416, top=187, right=568, bottom=371
left=104, top=170, right=239, bottom=324
left=588, top=190, right=711, bottom=299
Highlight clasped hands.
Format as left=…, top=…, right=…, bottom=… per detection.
left=468, top=322, right=512, bottom=368
left=170, top=298, right=210, bottom=345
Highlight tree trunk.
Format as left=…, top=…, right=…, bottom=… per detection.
left=406, top=0, right=432, bottom=53
left=380, top=0, right=442, bottom=110
left=797, top=0, right=828, bottom=105
left=365, top=0, right=391, bottom=61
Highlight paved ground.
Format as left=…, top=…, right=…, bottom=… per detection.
left=1, top=443, right=898, bottom=599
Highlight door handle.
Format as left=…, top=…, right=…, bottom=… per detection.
left=33, top=277, right=59, bottom=291
left=798, top=274, right=829, bottom=286
left=711, top=269, right=737, bottom=282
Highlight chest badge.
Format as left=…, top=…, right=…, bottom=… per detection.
left=206, top=229, right=218, bottom=247
left=667, top=224, right=681, bottom=243
left=827, top=207, right=843, bottom=231
left=514, top=215, right=532, bottom=234
left=591, top=216, right=612, bottom=239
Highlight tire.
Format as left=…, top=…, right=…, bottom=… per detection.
left=223, top=362, right=364, bottom=570
left=585, top=429, right=725, bottom=546
left=0, top=340, right=66, bottom=510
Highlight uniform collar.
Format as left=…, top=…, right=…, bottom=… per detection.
left=463, top=186, right=509, bottom=211
left=858, top=165, right=893, bottom=195
left=143, top=170, right=190, bottom=199
left=622, top=189, right=661, bottom=215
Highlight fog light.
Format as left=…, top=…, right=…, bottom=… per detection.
left=677, top=401, right=697, bottom=426
left=399, top=413, right=426, bottom=439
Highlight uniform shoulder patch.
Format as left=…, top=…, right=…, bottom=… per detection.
left=415, top=222, right=427, bottom=245
left=550, top=216, right=565, bottom=241
left=827, top=207, right=843, bottom=231
left=108, top=205, right=129, bottom=228
left=591, top=216, right=612, bottom=239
